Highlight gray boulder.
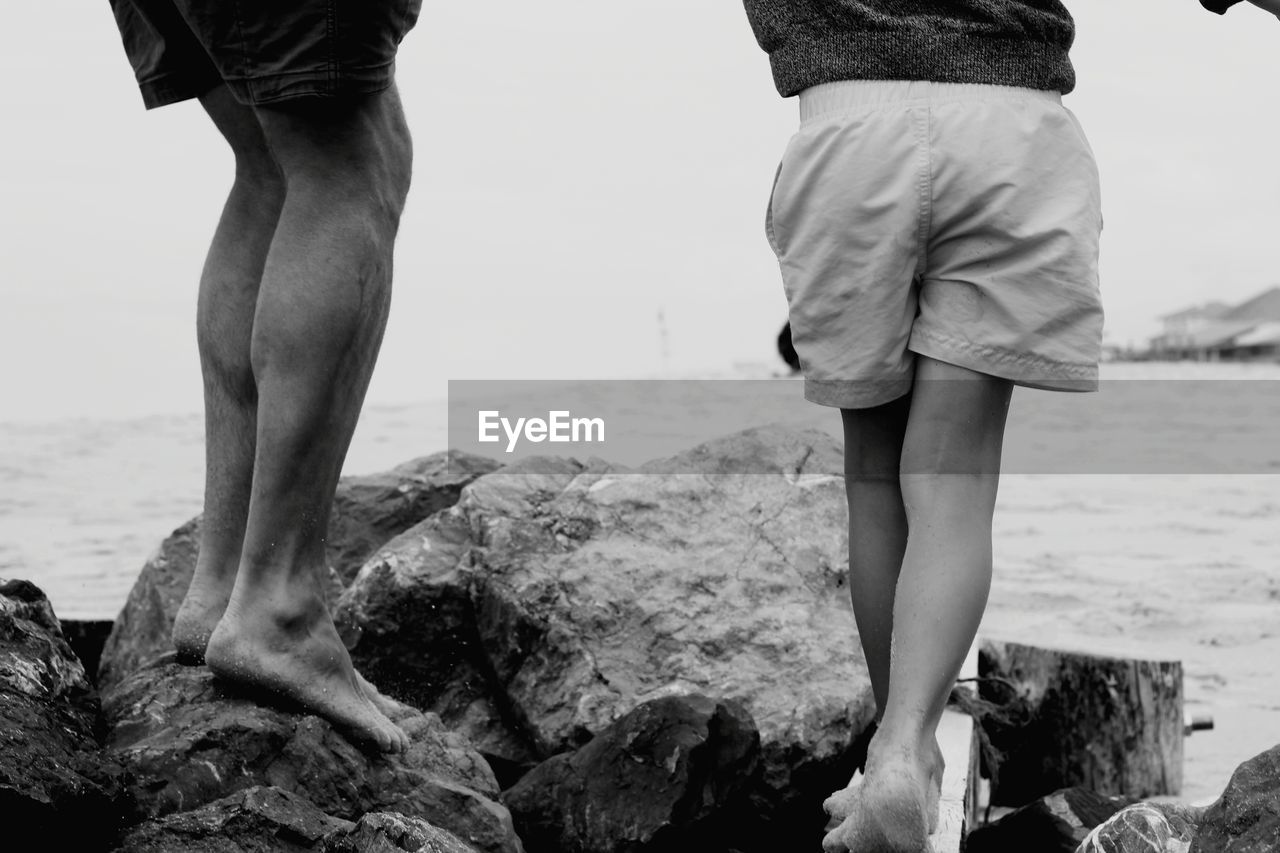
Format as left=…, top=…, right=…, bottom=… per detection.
left=503, top=694, right=760, bottom=853
left=102, top=660, right=522, bottom=853
left=1191, top=743, right=1280, bottom=853
left=97, top=451, right=500, bottom=692
left=115, top=786, right=352, bottom=852
left=0, top=578, right=126, bottom=849
left=1076, top=802, right=1203, bottom=853
left=336, top=426, right=877, bottom=842
left=328, top=453, right=503, bottom=587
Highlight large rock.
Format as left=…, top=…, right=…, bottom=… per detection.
left=0, top=578, right=125, bottom=849
left=329, top=504, right=542, bottom=782
left=97, top=451, right=500, bottom=692
left=115, top=787, right=486, bottom=853
left=503, top=694, right=760, bottom=853
left=102, top=660, right=522, bottom=853
left=1076, top=801, right=1202, bottom=853
left=1190, top=744, right=1280, bottom=853
left=97, top=515, right=200, bottom=692
left=115, top=786, right=353, bottom=852
left=966, top=787, right=1138, bottom=853
left=328, top=453, right=503, bottom=587
left=322, top=813, right=483, bottom=853
left=336, top=427, right=877, bottom=844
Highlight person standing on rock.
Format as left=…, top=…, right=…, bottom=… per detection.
left=107, top=1, right=420, bottom=753
left=742, top=2, right=1103, bottom=850
left=1201, top=0, right=1280, bottom=19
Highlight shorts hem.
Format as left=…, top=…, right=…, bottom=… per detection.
left=804, top=377, right=914, bottom=409
left=221, top=62, right=397, bottom=106
left=137, top=72, right=223, bottom=110
left=909, top=327, right=1098, bottom=392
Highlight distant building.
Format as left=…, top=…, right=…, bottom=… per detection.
left=1148, top=286, right=1280, bottom=362
left=1148, top=301, right=1230, bottom=358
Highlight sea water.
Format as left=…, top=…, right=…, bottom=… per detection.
left=2, top=361, right=1277, bottom=805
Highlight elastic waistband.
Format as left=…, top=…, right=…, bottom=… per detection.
left=799, top=80, right=1061, bottom=123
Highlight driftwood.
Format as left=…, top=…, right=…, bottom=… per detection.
left=978, top=638, right=1183, bottom=808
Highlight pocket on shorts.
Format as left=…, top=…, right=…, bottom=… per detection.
left=765, top=159, right=785, bottom=257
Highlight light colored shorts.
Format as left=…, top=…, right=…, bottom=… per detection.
left=766, top=80, right=1104, bottom=409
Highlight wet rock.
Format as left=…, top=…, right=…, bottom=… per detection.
left=332, top=507, right=540, bottom=779
left=102, top=661, right=522, bottom=853
left=322, top=812, right=483, bottom=853
left=61, top=617, right=114, bottom=685
left=0, top=578, right=126, bottom=849
left=115, top=785, right=352, bottom=852
left=336, top=427, right=876, bottom=845
left=503, top=694, right=760, bottom=853
left=1076, top=801, right=1203, bottom=853
left=966, top=786, right=1138, bottom=853
left=1191, top=743, right=1280, bottom=853
left=97, top=451, right=499, bottom=692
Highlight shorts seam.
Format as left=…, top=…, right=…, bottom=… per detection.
left=232, top=0, right=251, bottom=86
left=910, top=325, right=1097, bottom=379
left=326, top=0, right=339, bottom=93
left=917, top=107, right=932, bottom=279
left=218, top=60, right=396, bottom=84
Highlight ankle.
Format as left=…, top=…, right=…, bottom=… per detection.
left=868, top=726, right=933, bottom=769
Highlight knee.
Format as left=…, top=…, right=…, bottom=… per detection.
left=898, top=471, right=999, bottom=528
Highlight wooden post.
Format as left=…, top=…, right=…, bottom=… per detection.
left=979, top=638, right=1183, bottom=808
left=933, top=643, right=980, bottom=852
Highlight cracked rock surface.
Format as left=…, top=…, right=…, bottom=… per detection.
left=115, top=785, right=353, bottom=852
left=102, top=660, right=522, bottom=853
left=334, top=426, right=877, bottom=843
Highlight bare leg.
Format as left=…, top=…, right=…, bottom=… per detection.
left=173, top=86, right=284, bottom=663
left=823, top=393, right=943, bottom=834
left=204, top=86, right=413, bottom=753
left=823, top=357, right=1011, bottom=853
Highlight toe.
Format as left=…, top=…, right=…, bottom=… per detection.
left=822, top=793, right=845, bottom=818
left=391, top=723, right=410, bottom=754
left=821, top=823, right=850, bottom=853
left=823, top=785, right=858, bottom=818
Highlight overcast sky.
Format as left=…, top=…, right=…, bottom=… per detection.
left=2, top=1, right=1277, bottom=421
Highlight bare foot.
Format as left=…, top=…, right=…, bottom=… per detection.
left=205, top=593, right=409, bottom=754
left=172, top=564, right=237, bottom=664
left=822, top=740, right=934, bottom=853
left=824, top=737, right=944, bottom=834
left=354, top=671, right=417, bottom=722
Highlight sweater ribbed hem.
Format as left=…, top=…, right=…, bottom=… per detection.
left=769, top=28, right=1075, bottom=98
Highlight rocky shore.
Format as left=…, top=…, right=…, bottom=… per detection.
left=3, top=427, right=1277, bottom=852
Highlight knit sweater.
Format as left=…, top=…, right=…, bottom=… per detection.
left=743, top=1, right=1077, bottom=97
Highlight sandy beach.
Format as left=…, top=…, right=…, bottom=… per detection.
left=2, top=361, right=1277, bottom=806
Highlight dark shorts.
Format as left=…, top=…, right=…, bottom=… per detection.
left=109, top=0, right=422, bottom=109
